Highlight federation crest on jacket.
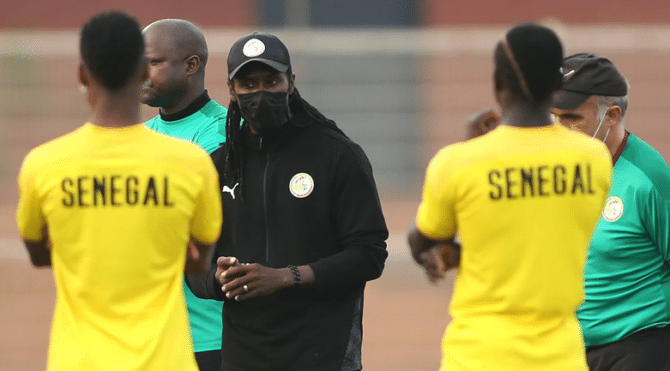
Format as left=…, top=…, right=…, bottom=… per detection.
left=289, top=173, right=314, bottom=198
left=602, top=196, right=623, bottom=222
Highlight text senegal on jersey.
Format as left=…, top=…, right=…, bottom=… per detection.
left=488, top=162, right=596, bottom=200
left=61, top=175, right=174, bottom=207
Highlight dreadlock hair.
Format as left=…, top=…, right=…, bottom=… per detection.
left=80, top=11, right=144, bottom=90
left=494, top=23, right=563, bottom=104
left=223, top=97, right=243, bottom=184
left=222, top=68, right=347, bottom=192
left=288, top=88, right=347, bottom=137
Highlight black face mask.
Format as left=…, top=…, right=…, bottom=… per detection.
left=237, top=90, right=290, bottom=135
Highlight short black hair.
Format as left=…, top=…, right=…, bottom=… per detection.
left=494, top=23, right=563, bottom=104
left=80, top=11, right=144, bottom=90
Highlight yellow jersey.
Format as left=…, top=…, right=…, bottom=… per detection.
left=16, top=123, right=222, bottom=371
left=416, top=124, right=612, bottom=371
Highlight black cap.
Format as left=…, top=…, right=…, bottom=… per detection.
left=227, top=32, right=291, bottom=80
left=552, top=53, right=628, bottom=109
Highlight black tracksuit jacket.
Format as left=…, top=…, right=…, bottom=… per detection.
left=188, top=113, right=389, bottom=371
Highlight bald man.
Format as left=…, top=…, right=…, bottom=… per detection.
left=141, top=19, right=226, bottom=371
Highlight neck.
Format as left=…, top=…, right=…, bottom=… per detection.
left=501, top=101, right=553, bottom=128
left=90, top=86, right=141, bottom=128
left=604, top=123, right=626, bottom=156
left=159, top=79, right=205, bottom=115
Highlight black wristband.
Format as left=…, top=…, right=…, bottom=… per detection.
left=288, top=265, right=301, bottom=289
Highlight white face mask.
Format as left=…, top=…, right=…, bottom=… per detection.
left=592, top=108, right=610, bottom=143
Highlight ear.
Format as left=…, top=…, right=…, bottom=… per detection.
left=185, top=55, right=200, bottom=75
left=494, top=85, right=505, bottom=106
left=288, top=73, right=296, bottom=94
left=493, top=73, right=504, bottom=105
left=78, top=62, right=89, bottom=87
left=227, top=80, right=237, bottom=102
left=605, top=105, right=623, bottom=126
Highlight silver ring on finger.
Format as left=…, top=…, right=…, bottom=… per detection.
left=243, top=284, right=249, bottom=293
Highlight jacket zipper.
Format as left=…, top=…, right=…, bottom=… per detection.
left=262, top=139, right=271, bottom=264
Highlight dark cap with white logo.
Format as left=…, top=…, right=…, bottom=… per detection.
left=227, top=32, right=291, bottom=80
left=552, top=53, right=628, bottom=109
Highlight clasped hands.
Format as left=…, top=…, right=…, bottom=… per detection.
left=215, top=256, right=290, bottom=301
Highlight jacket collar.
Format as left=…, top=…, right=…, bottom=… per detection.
left=243, top=113, right=311, bottom=152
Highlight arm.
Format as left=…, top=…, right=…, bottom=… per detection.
left=193, top=109, right=227, bottom=155
left=643, top=185, right=670, bottom=263
left=306, top=142, right=389, bottom=292
left=406, top=107, right=496, bottom=265
left=184, top=150, right=223, bottom=290
left=408, top=226, right=460, bottom=283
left=17, top=152, right=51, bottom=267
left=185, top=263, right=226, bottom=301
left=409, top=143, right=460, bottom=282
left=22, top=230, right=51, bottom=267
left=184, top=239, right=215, bottom=274
left=185, top=146, right=229, bottom=300
left=404, top=106, right=495, bottom=276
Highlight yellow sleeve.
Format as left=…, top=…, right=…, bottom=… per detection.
left=415, top=147, right=458, bottom=240
left=190, top=153, right=222, bottom=245
left=16, top=152, right=46, bottom=241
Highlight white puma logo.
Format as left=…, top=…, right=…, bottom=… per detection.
left=564, top=69, right=575, bottom=77
left=222, top=183, right=239, bottom=199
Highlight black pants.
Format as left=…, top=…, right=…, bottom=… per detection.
left=586, top=324, right=670, bottom=371
left=195, top=349, right=222, bottom=371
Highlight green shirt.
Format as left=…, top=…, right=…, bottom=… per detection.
left=577, top=133, right=670, bottom=346
left=146, top=98, right=226, bottom=352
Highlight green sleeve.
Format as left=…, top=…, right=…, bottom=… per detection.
left=642, top=185, right=670, bottom=262
left=193, top=112, right=226, bottom=155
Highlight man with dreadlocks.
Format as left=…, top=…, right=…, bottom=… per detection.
left=408, top=23, right=612, bottom=371
left=187, top=32, right=388, bottom=371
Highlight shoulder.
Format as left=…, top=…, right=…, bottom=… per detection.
left=562, top=127, right=611, bottom=157
left=163, top=139, right=215, bottom=177
left=424, top=142, right=470, bottom=179
left=305, top=124, right=373, bottom=167
left=210, top=143, right=226, bottom=164
left=624, top=133, right=669, bottom=170
left=201, top=100, right=228, bottom=119
left=162, top=133, right=209, bottom=156
left=194, top=101, right=227, bottom=136
left=144, top=115, right=160, bottom=130
left=142, top=126, right=206, bottom=155
left=621, top=133, right=670, bottom=195
left=562, top=130, right=612, bottom=172
left=302, top=123, right=363, bottom=153
left=21, top=125, right=88, bottom=170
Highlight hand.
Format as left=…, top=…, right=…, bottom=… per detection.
left=219, top=263, right=290, bottom=302
left=439, top=243, right=461, bottom=270
left=186, top=240, right=200, bottom=261
left=418, top=247, right=447, bottom=283
left=465, top=108, right=500, bottom=140
left=417, top=243, right=461, bottom=284
left=184, top=241, right=201, bottom=273
left=185, top=240, right=215, bottom=274
left=42, top=226, right=52, bottom=250
left=215, top=256, right=241, bottom=285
